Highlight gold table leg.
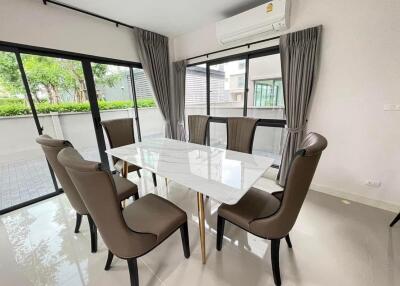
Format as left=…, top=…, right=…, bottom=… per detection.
left=197, top=192, right=206, bottom=264
left=122, top=160, right=128, bottom=178
left=121, top=160, right=128, bottom=208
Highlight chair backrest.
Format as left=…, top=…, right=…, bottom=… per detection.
left=188, top=115, right=209, bottom=145
left=57, top=147, right=157, bottom=258
left=227, top=117, right=259, bottom=154
left=36, top=135, right=87, bottom=215
left=249, top=132, right=328, bottom=239
left=101, top=118, right=135, bottom=164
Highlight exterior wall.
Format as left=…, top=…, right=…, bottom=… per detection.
left=173, top=0, right=400, bottom=210
left=0, top=108, right=164, bottom=163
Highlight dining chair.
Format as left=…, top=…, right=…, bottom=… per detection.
left=188, top=115, right=209, bottom=145
left=36, top=134, right=139, bottom=253
left=227, top=117, right=259, bottom=154
left=57, top=146, right=190, bottom=286
left=216, top=132, right=328, bottom=286
left=101, top=118, right=157, bottom=187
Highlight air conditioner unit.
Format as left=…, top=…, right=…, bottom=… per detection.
left=216, top=0, right=290, bottom=45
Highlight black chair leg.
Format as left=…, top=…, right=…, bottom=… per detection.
left=133, top=193, right=139, bottom=201
left=127, top=258, right=139, bottom=286
left=137, top=170, right=141, bottom=178
left=390, top=212, right=400, bottom=227
left=152, top=173, right=157, bottom=187
left=180, top=222, right=190, bottom=258
left=74, top=213, right=82, bottom=233
left=271, top=239, right=281, bottom=286
left=104, top=250, right=114, bottom=270
left=216, top=215, right=225, bottom=251
left=87, top=215, right=97, bottom=253
left=285, top=234, right=292, bottom=248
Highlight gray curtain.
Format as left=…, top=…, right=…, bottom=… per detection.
left=172, top=60, right=187, bottom=141
left=134, top=27, right=172, bottom=138
left=278, top=26, right=322, bottom=186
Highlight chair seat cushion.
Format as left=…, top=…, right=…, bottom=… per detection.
left=112, top=174, right=138, bottom=201
left=218, top=188, right=281, bottom=232
left=123, top=194, right=187, bottom=242
left=114, top=159, right=141, bottom=173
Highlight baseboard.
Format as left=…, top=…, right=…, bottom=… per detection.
left=310, top=183, right=400, bottom=213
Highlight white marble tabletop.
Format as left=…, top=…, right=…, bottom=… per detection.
left=106, top=138, right=274, bottom=205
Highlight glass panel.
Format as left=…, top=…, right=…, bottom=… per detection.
left=0, top=51, right=56, bottom=210
left=209, top=59, right=245, bottom=147
left=185, top=64, right=207, bottom=136
left=91, top=63, right=137, bottom=169
left=21, top=54, right=99, bottom=161
left=246, top=53, right=285, bottom=164
left=132, top=68, right=164, bottom=140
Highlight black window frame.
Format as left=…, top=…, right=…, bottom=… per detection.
left=0, top=40, right=146, bottom=214
left=186, top=45, right=286, bottom=167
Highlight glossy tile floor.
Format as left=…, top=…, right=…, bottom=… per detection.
left=0, top=171, right=399, bottom=286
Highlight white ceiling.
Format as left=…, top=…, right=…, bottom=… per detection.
left=56, top=0, right=268, bottom=37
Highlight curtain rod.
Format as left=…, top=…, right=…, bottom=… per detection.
left=186, top=35, right=280, bottom=62
left=42, top=0, right=135, bottom=29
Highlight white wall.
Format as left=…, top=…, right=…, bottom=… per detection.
left=173, top=0, right=400, bottom=210
left=0, top=0, right=139, bottom=62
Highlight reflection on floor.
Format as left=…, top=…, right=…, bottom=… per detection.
left=0, top=171, right=399, bottom=286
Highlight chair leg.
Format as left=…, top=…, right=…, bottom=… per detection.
left=87, top=215, right=97, bottom=253
left=285, top=234, right=292, bottom=248
left=133, top=193, right=139, bottom=201
left=152, top=173, right=157, bottom=187
left=104, top=250, right=114, bottom=270
left=74, top=213, right=82, bottom=233
left=127, top=258, right=139, bottom=286
left=390, top=212, right=400, bottom=227
left=179, top=222, right=190, bottom=258
left=271, top=239, right=281, bottom=286
left=216, top=215, right=225, bottom=251
left=137, top=169, right=141, bottom=178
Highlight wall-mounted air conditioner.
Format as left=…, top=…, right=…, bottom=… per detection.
left=216, top=0, right=290, bottom=45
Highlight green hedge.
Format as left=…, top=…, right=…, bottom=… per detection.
left=0, top=99, right=156, bottom=117
left=0, top=98, right=25, bottom=106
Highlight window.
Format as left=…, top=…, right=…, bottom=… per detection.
left=185, top=64, right=207, bottom=136
left=0, top=51, right=59, bottom=211
left=185, top=47, right=286, bottom=165
left=0, top=41, right=165, bottom=213
left=253, top=79, right=283, bottom=107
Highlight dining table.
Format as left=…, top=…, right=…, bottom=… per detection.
left=106, top=138, right=274, bottom=264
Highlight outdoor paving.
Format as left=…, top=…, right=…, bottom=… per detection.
left=0, top=148, right=99, bottom=211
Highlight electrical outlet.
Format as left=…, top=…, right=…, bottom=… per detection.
left=365, top=180, right=381, bottom=188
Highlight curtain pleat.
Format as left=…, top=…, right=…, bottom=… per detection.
left=278, top=26, right=322, bottom=186
left=134, top=28, right=173, bottom=138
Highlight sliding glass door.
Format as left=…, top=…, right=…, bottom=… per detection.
left=0, top=41, right=158, bottom=213
left=0, top=50, right=59, bottom=212
left=21, top=54, right=100, bottom=162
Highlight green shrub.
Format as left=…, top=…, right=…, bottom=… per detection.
left=0, top=98, right=156, bottom=117
left=0, top=97, right=25, bottom=106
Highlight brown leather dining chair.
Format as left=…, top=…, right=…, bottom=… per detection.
left=188, top=115, right=209, bottom=145
left=101, top=118, right=157, bottom=186
left=36, top=134, right=139, bottom=253
left=227, top=117, right=259, bottom=154
left=216, top=132, right=328, bottom=286
left=57, top=146, right=190, bottom=286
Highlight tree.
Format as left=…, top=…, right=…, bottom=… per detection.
left=0, top=52, right=25, bottom=97
left=0, top=51, right=122, bottom=104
